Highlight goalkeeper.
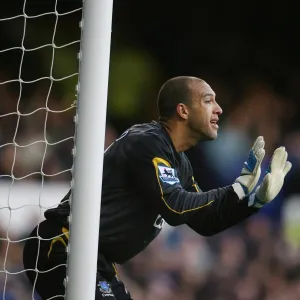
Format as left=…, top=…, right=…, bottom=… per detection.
left=22, top=76, right=291, bottom=300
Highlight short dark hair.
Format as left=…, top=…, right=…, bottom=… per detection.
left=157, top=76, right=203, bottom=121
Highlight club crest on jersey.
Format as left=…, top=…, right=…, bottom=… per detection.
left=98, top=281, right=112, bottom=294
left=158, top=166, right=179, bottom=185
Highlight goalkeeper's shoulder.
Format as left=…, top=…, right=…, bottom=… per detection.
left=125, top=121, right=168, bottom=142
left=119, top=121, right=173, bottom=156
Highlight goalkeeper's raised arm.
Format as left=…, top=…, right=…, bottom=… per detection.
left=123, top=132, right=269, bottom=235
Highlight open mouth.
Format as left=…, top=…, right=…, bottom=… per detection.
left=210, top=120, right=219, bottom=128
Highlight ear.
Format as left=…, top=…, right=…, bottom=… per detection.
left=176, top=103, right=189, bottom=120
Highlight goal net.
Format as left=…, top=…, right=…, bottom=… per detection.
left=0, top=0, right=86, bottom=299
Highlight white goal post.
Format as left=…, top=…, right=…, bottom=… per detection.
left=66, top=0, right=114, bottom=299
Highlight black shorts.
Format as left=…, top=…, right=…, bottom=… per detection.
left=23, top=220, right=133, bottom=300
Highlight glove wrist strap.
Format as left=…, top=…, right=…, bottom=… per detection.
left=232, top=183, right=246, bottom=200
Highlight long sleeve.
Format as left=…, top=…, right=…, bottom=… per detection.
left=124, top=133, right=258, bottom=229
left=185, top=188, right=258, bottom=236
left=183, top=160, right=259, bottom=236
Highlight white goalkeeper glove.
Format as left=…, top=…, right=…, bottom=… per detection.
left=247, top=146, right=292, bottom=208
left=233, top=136, right=265, bottom=199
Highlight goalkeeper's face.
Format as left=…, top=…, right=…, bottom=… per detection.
left=188, top=82, right=222, bottom=140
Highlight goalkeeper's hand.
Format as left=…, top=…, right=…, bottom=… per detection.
left=247, top=146, right=292, bottom=208
left=233, top=136, right=265, bottom=199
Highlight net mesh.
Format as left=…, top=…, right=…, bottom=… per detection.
left=0, top=0, right=82, bottom=298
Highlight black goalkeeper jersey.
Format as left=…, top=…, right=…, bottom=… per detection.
left=44, top=121, right=257, bottom=264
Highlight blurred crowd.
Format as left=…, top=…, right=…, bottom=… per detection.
left=1, top=0, right=300, bottom=299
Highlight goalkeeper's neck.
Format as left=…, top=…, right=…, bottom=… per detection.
left=159, top=119, right=201, bottom=153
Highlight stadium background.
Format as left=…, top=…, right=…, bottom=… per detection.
left=1, top=0, right=300, bottom=299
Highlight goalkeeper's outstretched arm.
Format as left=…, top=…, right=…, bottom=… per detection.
left=126, top=134, right=291, bottom=235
